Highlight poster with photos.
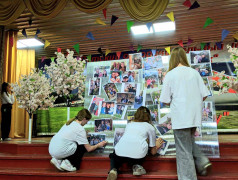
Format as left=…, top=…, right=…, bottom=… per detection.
left=113, top=128, right=125, bottom=146
left=129, top=53, right=143, bottom=70
left=190, top=50, right=211, bottom=64
left=94, top=66, right=110, bottom=77
left=143, top=56, right=163, bottom=70
left=88, top=78, right=101, bottom=96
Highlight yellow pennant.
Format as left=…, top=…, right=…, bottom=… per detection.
left=96, top=18, right=106, bottom=25
left=167, top=12, right=174, bottom=22
left=106, top=49, right=111, bottom=56
left=44, top=40, right=51, bottom=49
left=165, top=47, right=171, bottom=55
left=233, top=33, right=238, bottom=40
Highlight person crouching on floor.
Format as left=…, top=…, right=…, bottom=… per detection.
left=107, top=106, right=164, bottom=180
left=49, top=109, right=107, bottom=172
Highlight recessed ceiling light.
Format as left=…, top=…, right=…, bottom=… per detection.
left=17, top=38, right=44, bottom=49
left=153, top=22, right=176, bottom=32
left=131, top=25, right=153, bottom=35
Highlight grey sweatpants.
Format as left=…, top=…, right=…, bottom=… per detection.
left=173, top=127, right=210, bottom=180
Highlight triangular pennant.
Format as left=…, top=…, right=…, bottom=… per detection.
left=73, top=43, right=80, bottom=54
left=233, top=33, right=238, bottom=40
left=111, top=15, right=119, bottom=26
left=103, top=8, right=107, bottom=19
left=96, top=18, right=106, bottom=25
left=177, top=40, right=184, bottom=47
left=127, top=21, right=134, bottom=33
left=28, top=19, right=32, bottom=26
left=187, top=38, right=193, bottom=46
left=106, top=49, right=111, bottom=56
left=183, top=0, right=191, bottom=8
left=57, top=48, right=61, bottom=52
left=116, top=51, right=121, bottom=59
left=203, top=17, right=214, bottom=28
left=165, top=47, right=171, bottom=54
left=50, top=57, right=55, bottom=62
left=41, top=56, right=46, bottom=63
left=166, top=12, right=174, bottom=22
left=146, top=22, right=153, bottom=31
left=129, top=44, right=134, bottom=51
left=200, top=43, right=206, bottom=50
left=137, top=44, right=142, bottom=52
left=44, top=40, right=50, bottom=49
left=216, top=42, right=222, bottom=49
left=35, top=29, right=41, bottom=38
left=221, top=29, right=230, bottom=41
left=22, top=29, right=27, bottom=38
left=189, top=1, right=200, bottom=10
left=152, top=49, right=156, bottom=56
left=86, top=32, right=95, bottom=40
left=87, top=54, right=92, bottom=62
left=98, top=47, right=103, bottom=55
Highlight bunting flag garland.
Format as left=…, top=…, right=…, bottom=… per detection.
left=177, top=40, right=184, bottom=47
left=106, top=49, right=111, bottom=56
left=137, top=44, right=142, bottom=52
left=44, top=40, right=50, bottom=49
left=50, top=57, right=55, bottom=62
left=35, top=29, right=41, bottom=38
left=103, top=8, right=107, bottom=19
left=116, top=51, right=121, bottom=59
left=189, top=1, right=200, bottom=10
left=57, top=48, right=61, bottom=52
left=152, top=49, right=156, bottom=56
left=166, top=12, right=174, bottom=22
left=187, top=38, right=193, bottom=46
left=129, top=44, right=134, bottom=51
left=200, top=43, right=206, bottom=50
left=73, top=43, right=80, bottom=54
left=87, top=54, right=92, bottom=62
left=165, top=47, right=171, bottom=54
left=28, top=19, right=32, bottom=26
left=233, top=33, right=238, bottom=40
left=96, top=18, right=106, bottom=25
left=86, top=32, right=95, bottom=40
left=146, top=22, right=153, bottom=31
left=203, top=17, right=214, bottom=28
left=98, top=47, right=104, bottom=55
left=216, top=42, right=222, bottom=49
left=183, top=0, right=191, bottom=8
left=127, top=21, right=134, bottom=33
left=22, top=29, right=27, bottom=38
left=221, top=29, right=230, bottom=41
left=111, top=15, right=119, bottom=26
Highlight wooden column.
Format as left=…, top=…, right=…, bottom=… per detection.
left=0, top=26, right=5, bottom=96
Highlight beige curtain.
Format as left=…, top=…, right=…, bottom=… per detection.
left=71, top=0, right=112, bottom=13
left=119, top=0, right=169, bottom=22
left=14, top=49, right=35, bottom=138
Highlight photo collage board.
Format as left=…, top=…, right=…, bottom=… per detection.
left=84, top=51, right=219, bottom=157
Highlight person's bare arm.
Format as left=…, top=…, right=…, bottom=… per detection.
left=150, top=138, right=164, bottom=155
left=84, top=141, right=107, bottom=152
left=203, top=96, right=207, bottom=101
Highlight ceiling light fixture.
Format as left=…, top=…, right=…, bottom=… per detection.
left=17, top=38, right=44, bottom=49
left=131, top=25, right=153, bottom=35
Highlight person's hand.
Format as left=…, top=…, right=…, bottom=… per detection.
left=97, top=141, right=107, bottom=148
left=156, top=138, right=164, bottom=149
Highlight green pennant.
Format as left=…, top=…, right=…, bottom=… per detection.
left=200, top=43, right=206, bottom=50
left=127, top=21, right=134, bottom=33
left=137, top=44, right=142, bottom=52
left=87, top=54, right=92, bottom=62
left=203, top=17, right=214, bottom=28
left=73, top=43, right=80, bottom=54
left=51, top=57, right=55, bottom=62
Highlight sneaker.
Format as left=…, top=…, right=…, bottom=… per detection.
left=132, top=164, right=146, bottom=176
left=107, top=168, right=117, bottom=180
left=60, top=159, right=77, bottom=172
left=50, top=158, right=64, bottom=171
left=4, top=138, right=11, bottom=141
left=199, top=162, right=212, bottom=176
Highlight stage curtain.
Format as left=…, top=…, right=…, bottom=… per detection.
left=14, top=49, right=35, bottom=138
left=2, top=31, right=18, bottom=138
left=0, top=0, right=26, bottom=25
left=119, top=0, right=169, bottom=22
left=71, top=0, right=112, bottom=13
left=24, top=0, right=68, bottom=19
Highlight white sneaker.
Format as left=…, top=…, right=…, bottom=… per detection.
left=107, top=168, right=117, bottom=180
left=4, top=138, right=11, bottom=141
left=50, top=158, right=64, bottom=171
left=60, top=159, right=77, bottom=172
left=132, top=164, right=146, bottom=176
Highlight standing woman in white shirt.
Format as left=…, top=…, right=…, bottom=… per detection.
left=107, top=106, right=164, bottom=180
left=1, top=82, right=15, bottom=141
left=49, top=109, right=107, bottom=172
left=159, top=47, right=211, bottom=180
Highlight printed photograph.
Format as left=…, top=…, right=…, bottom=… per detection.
left=151, top=89, right=161, bottom=105
left=100, top=101, right=116, bottom=115
left=122, top=83, right=137, bottom=95
left=88, top=96, right=104, bottom=116
left=103, top=83, right=118, bottom=101
left=117, top=93, right=135, bottom=105
left=203, top=77, right=213, bottom=96
left=190, top=50, right=211, bottom=64
left=194, top=127, right=202, bottom=137
left=202, top=101, right=213, bottom=122
left=143, top=55, right=163, bottom=70
left=113, top=128, right=125, bottom=146
left=191, top=63, right=212, bottom=76
left=156, top=114, right=172, bottom=135
left=126, top=109, right=137, bottom=122
left=93, top=66, right=110, bottom=77
left=110, top=60, right=127, bottom=72
left=95, top=119, right=113, bottom=132
left=158, top=68, right=168, bottom=85
left=146, top=104, right=159, bottom=124
left=88, top=78, right=101, bottom=96
left=122, top=71, right=138, bottom=82
left=134, top=91, right=143, bottom=109
left=129, top=53, right=143, bottom=70
left=115, top=105, right=127, bottom=119
left=109, top=71, right=122, bottom=83
left=144, top=70, right=158, bottom=89
left=156, top=137, right=170, bottom=155
left=88, top=134, right=106, bottom=146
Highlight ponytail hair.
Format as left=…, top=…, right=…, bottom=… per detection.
left=134, top=106, right=151, bottom=124
left=66, top=108, right=92, bottom=125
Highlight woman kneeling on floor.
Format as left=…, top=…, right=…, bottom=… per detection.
left=107, top=106, right=164, bottom=180
left=49, top=109, right=107, bottom=172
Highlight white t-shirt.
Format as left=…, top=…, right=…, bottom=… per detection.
left=115, top=122, right=156, bottom=159
left=49, top=121, right=89, bottom=159
left=1, top=92, right=15, bottom=104
left=159, top=66, right=210, bottom=129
